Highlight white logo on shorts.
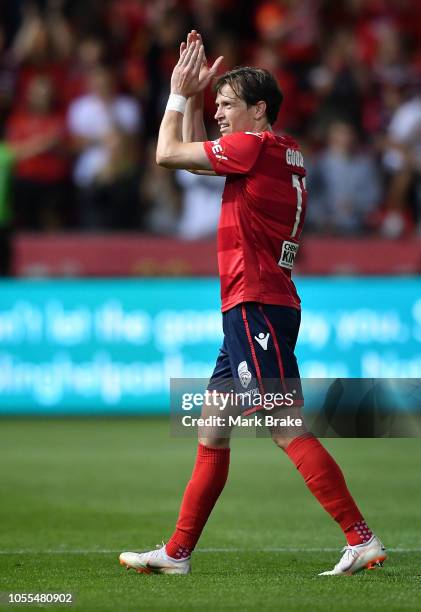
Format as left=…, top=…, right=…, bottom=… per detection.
left=238, top=361, right=252, bottom=389
left=254, top=332, right=270, bottom=350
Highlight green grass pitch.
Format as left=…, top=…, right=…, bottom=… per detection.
left=1, top=417, right=420, bottom=611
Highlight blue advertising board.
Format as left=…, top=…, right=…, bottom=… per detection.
left=0, top=278, right=419, bottom=413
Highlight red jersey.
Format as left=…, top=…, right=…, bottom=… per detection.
left=6, top=112, right=69, bottom=183
left=203, top=130, right=307, bottom=312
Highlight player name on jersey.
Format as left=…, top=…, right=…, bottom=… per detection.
left=286, top=148, right=304, bottom=167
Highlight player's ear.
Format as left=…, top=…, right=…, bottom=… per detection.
left=254, top=100, right=267, bottom=121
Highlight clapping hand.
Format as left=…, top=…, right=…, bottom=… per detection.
left=171, top=30, right=223, bottom=98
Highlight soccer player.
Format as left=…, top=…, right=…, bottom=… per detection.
left=119, top=31, right=387, bottom=576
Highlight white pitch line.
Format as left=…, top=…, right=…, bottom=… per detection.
left=0, top=548, right=419, bottom=554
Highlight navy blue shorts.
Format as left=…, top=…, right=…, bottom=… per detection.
left=208, top=302, right=303, bottom=414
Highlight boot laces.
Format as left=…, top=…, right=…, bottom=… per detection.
left=145, top=542, right=166, bottom=560
left=336, top=545, right=359, bottom=570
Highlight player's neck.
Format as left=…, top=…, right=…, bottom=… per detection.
left=248, top=121, right=272, bottom=134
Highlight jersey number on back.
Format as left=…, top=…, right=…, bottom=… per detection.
left=291, top=174, right=306, bottom=238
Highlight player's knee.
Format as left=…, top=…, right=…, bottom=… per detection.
left=198, top=436, right=231, bottom=449
left=271, top=433, right=293, bottom=450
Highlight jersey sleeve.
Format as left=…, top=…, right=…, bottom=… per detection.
left=203, top=131, right=265, bottom=175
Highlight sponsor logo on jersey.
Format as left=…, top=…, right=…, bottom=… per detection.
left=238, top=360, right=252, bottom=389
left=278, top=240, right=299, bottom=270
left=286, top=148, right=304, bottom=168
left=254, top=332, right=270, bottom=350
left=211, top=139, right=228, bottom=161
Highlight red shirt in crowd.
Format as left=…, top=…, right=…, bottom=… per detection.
left=203, top=130, right=307, bottom=312
left=6, top=112, right=69, bottom=183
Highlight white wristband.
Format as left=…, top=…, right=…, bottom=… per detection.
left=166, top=93, right=187, bottom=115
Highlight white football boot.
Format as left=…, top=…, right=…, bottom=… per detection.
left=319, top=535, right=387, bottom=576
left=119, top=544, right=191, bottom=575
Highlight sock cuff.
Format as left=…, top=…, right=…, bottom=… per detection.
left=284, top=432, right=316, bottom=457
left=198, top=443, right=230, bottom=464
left=165, top=539, right=192, bottom=560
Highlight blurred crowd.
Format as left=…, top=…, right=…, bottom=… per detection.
left=0, top=0, right=420, bottom=251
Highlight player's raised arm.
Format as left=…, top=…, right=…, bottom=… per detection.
left=181, top=31, right=219, bottom=175
left=156, top=40, right=223, bottom=170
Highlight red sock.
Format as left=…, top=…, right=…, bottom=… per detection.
left=285, top=433, right=372, bottom=545
left=166, top=444, right=230, bottom=559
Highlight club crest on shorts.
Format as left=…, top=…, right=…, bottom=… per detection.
left=238, top=361, right=252, bottom=389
